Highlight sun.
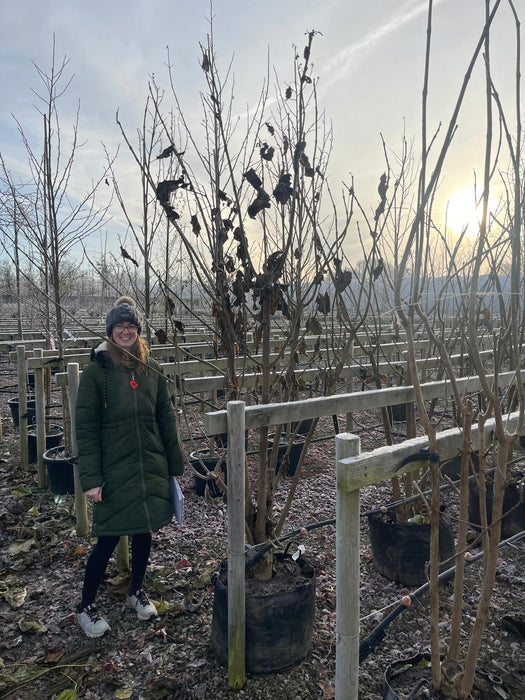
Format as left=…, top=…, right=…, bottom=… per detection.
left=445, top=186, right=498, bottom=237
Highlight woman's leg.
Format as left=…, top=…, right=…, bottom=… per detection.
left=127, top=533, right=157, bottom=619
left=79, top=534, right=120, bottom=610
left=129, top=532, right=152, bottom=593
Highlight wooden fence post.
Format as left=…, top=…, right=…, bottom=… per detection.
left=33, top=348, right=46, bottom=487
left=16, top=346, right=29, bottom=469
left=67, top=363, right=89, bottom=536
left=227, top=400, right=246, bottom=689
left=336, top=432, right=361, bottom=700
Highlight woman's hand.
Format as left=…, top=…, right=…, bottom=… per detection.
left=85, top=486, right=103, bottom=502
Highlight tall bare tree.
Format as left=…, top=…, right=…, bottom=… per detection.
left=0, top=37, right=112, bottom=353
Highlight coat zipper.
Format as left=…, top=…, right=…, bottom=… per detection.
left=131, top=371, right=152, bottom=532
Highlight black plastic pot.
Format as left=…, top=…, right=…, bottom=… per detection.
left=43, top=446, right=75, bottom=495
left=387, top=403, right=407, bottom=424
left=468, top=479, right=525, bottom=541
left=210, top=553, right=316, bottom=673
left=267, top=434, right=305, bottom=476
left=440, top=451, right=479, bottom=481
left=8, top=397, right=36, bottom=428
left=368, top=511, right=456, bottom=586
left=290, top=418, right=314, bottom=436
left=189, top=450, right=226, bottom=497
left=28, top=424, right=64, bottom=464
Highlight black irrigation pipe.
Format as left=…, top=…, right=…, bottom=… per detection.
left=0, top=385, right=20, bottom=393
left=358, top=529, right=525, bottom=663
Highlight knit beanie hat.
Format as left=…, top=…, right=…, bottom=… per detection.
left=106, top=296, right=142, bottom=337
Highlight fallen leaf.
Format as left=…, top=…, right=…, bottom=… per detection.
left=155, top=599, right=182, bottom=616
left=56, top=690, right=80, bottom=700
left=45, top=647, right=65, bottom=663
left=18, top=615, right=47, bottom=634
left=194, top=566, right=216, bottom=589
left=318, top=681, right=336, bottom=699
left=58, top=612, right=77, bottom=628
left=8, top=539, right=36, bottom=556
left=11, top=485, right=32, bottom=499
left=0, top=584, right=27, bottom=608
left=173, top=558, right=192, bottom=571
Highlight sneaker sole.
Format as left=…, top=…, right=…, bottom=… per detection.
left=81, top=627, right=110, bottom=638
left=76, top=619, right=110, bottom=638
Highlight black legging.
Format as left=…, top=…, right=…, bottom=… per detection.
left=79, top=532, right=152, bottom=610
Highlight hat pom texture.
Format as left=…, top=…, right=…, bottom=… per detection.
left=106, top=296, right=142, bottom=336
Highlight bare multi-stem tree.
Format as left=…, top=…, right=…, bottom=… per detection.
left=111, top=28, right=379, bottom=579
left=0, top=38, right=112, bottom=354
left=377, top=0, right=524, bottom=696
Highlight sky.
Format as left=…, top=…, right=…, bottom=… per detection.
left=0, top=0, right=522, bottom=260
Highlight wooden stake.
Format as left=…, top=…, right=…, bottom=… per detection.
left=336, top=433, right=361, bottom=700
left=67, top=363, right=89, bottom=537
left=227, top=400, right=246, bottom=689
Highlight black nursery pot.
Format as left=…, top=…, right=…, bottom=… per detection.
left=267, top=434, right=306, bottom=476
left=189, top=450, right=226, bottom=497
left=368, top=511, right=455, bottom=586
left=210, top=553, right=316, bottom=673
left=290, top=418, right=314, bottom=436
left=43, top=446, right=75, bottom=495
left=440, top=451, right=479, bottom=481
left=468, top=478, right=525, bottom=540
left=8, top=397, right=36, bottom=428
left=387, top=403, right=407, bottom=424
left=27, top=424, right=64, bottom=464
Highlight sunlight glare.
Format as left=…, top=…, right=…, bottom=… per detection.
left=446, top=186, right=497, bottom=237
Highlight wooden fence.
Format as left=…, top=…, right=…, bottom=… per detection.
left=7, top=337, right=494, bottom=480
left=203, top=371, right=524, bottom=695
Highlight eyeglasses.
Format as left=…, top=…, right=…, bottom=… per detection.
left=114, top=323, right=138, bottom=333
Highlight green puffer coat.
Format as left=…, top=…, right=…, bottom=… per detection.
left=76, top=343, right=184, bottom=536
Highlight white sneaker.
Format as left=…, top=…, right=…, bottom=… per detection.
left=76, top=604, right=110, bottom=638
left=126, top=589, right=158, bottom=620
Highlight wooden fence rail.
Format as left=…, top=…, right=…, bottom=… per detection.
left=4, top=340, right=504, bottom=490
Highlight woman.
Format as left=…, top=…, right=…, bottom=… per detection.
left=75, top=296, right=183, bottom=638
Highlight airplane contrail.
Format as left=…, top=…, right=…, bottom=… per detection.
left=321, top=0, right=447, bottom=85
